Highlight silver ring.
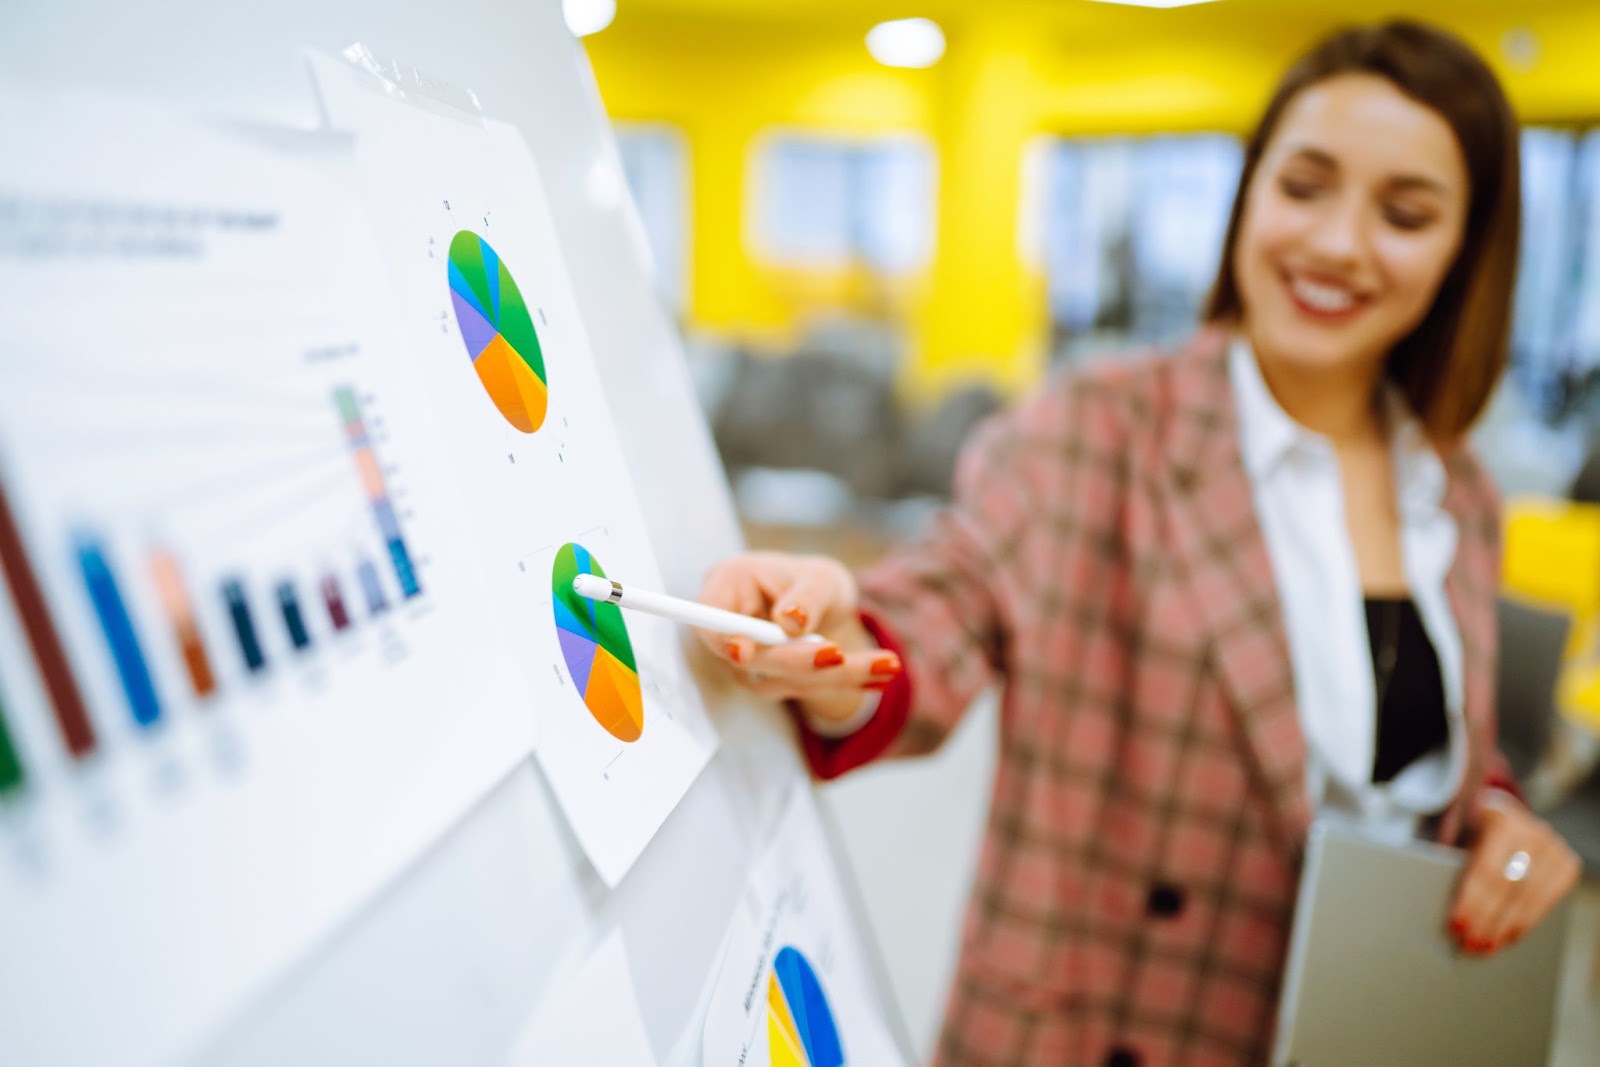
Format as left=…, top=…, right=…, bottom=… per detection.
left=1503, top=849, right=1532, bottom=883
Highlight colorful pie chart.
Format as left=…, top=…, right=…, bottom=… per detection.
left=767, top=946, right=845, bottom=1067
left=447, top=230, right=549, bottom=433
left=552, top=543, right=644, bottom=743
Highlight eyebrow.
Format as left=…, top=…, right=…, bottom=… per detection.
left=1280, top=144, right=1453, bottom=196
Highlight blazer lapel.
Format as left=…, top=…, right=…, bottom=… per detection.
left=1160, top=328, right=1312, bottom=859
left=1434, top=453, right=1496, bottom=845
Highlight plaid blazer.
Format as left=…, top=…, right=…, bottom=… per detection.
left=799, top=327, right=1507, bottom=1067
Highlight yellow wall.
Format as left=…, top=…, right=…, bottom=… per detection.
left=586, top=4, right=1600, bottom=402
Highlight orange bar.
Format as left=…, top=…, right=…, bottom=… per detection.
left=354, top=449, right=386, bottom=501
left=149, top=549, right=217, bottom=699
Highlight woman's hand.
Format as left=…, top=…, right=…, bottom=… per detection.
left=1448, top=792, right=1581, bottom=956
left=695, top=551, right=901, bottom=726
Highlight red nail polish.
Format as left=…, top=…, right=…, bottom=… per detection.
left=783, top=605, right=808, bottom=630
left=870, top=654, right=901, bottom=677
left=862, top=681, right=891, bottom=691
left=1449, top=917, right=1467, bottom=938
left=813, top=646, right=844, bottom=669
left=725, top=640, right=743, bottom=664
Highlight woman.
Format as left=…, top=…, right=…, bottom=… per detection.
left=698, top=20, right=1581, bottom=1067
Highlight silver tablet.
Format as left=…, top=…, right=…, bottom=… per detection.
left=1271, top=818, right=1570, bottom=1067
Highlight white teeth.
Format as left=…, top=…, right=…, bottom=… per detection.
left=1290, top=276, right=1357, bottom=312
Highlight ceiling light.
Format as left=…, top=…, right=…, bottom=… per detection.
left=564, top=0, right=616, bottom=38
left=1082, top=0, right=1221, bottom=8
left=866, top=18, right=946, bottom=69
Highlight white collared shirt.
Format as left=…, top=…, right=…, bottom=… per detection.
left=1228, top=338, right=1467, bottom=842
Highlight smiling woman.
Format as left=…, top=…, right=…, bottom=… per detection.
left=694, top=19, right=1582, bottom=1067
left=1207, top=22, right=1521, bottom=445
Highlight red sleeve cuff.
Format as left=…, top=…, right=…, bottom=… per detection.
left=1482, top=768, right=1524, bottom=805
left=786, top=610, right=912, bottom=781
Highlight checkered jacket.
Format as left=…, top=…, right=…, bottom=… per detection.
left=797, top=327, right=1507, bottom=1066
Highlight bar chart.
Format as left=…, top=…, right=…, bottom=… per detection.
left=0, top=374, right=436, bottom=751
left=0, top=97, right=540, bottom=1067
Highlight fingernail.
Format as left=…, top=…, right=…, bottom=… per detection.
left=870, top=654, right=901, bottom=677
left=725, top=640, right=743, bottom=664
left=782, top=605, right=809, bottom=630
left=862, top=680, right=891, bottom=691
left=813, top=646, right=844, bottom=669
left=1449, top=917, right=1467, bottom=939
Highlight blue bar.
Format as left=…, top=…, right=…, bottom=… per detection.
left=74, top=534, right=161, bottom=728
left=276, top=580, right=312, bottom=651
left=386, top=539, right=420, bottom=599
left=373, top=498, right=404, bottom=543
left=357, top=559, right=389, bottom=615
left=223, top=579, right=266, bottom=672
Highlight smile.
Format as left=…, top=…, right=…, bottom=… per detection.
left=1282, top=270, right=1369, bottom=322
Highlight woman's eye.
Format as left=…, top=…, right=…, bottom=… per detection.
left=1278, top=176, right=1322, bottom=200
left=1383, top=206, right=1434, bottom=231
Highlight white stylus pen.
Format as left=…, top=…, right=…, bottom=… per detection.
left=570, top=574, right=823, bottom=646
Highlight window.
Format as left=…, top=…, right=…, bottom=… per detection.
left=613, top=123, right=690, bottom=314
left=1040, top=134, right=1242, bottom=353
left=752, top=134, right=935, bottom=274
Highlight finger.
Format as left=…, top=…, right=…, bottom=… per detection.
left=1450, top=824, right=1519, bottom=952
left=704, top=562, right=773, bottom=619
left=738, top=645, right=902, bottom=691
left=730, top=660, right=896, bottom=708
left=770, top=559, right=850, bottom=637
left=1494, top=842, right=1581, bottom=950
left=734, top=671, right=846, bottom=703
left=736, top=639, right=844, bottom=675
left=695, top=562, right=776, bottom=662
left=1475, top=847, right=1538, bottom=953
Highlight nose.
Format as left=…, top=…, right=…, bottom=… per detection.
left=1304, top=191, right=1369, bottom=270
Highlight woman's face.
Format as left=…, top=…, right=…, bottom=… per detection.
left=1234, top=73, right=1469, bottom=378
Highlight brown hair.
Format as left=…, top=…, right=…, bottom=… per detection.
left=1204, top=20, right=1521, bottom=442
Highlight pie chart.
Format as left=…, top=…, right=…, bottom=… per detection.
left=552, top=543, right=644, bottom=743
left=447, top=230, right=549, bottom=433
left=767, top=946, right=844, bottom=1067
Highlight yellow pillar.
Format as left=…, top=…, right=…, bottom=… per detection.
left=909, top=17, right=1049, bottom=405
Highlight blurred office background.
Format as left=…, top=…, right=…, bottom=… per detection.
left=574, top=0, right=1600, bottom=1060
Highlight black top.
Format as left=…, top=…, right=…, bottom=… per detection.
left=1364, top=596, right=1449, bottom=784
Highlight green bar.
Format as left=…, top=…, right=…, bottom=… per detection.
left=0, top=675, right=25, bottom=797
left=334, top=386, right=361, bottom=425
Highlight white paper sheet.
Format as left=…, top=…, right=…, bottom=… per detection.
left=0, top=91, right=538, bottom=1067
left=703, top=787, right=905, bottom=1067
left=308, top=52, right=718, bottom=887
left=507, top=929, right=660, bottom=1067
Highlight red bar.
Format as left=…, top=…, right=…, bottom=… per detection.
left=0, top=476, right=97, bottom=758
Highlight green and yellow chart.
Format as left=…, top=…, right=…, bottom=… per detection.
left=447, top=230, right=549, bottom=433
left=552, top=542, right=645, bottom=742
